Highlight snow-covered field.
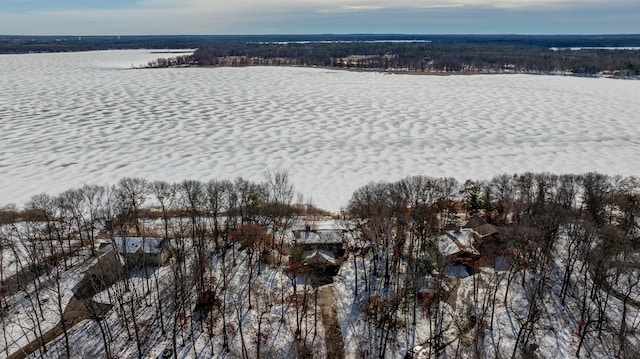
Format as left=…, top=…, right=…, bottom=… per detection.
left=1, top=50, right=640, bottom=212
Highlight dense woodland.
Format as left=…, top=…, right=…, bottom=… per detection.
left=1, top=171, right=640, bottom=358
left=0, top=35, right=205, bottom=54
left=2, top=34, right=640, bottom=76
left=190, top=39, right=640, bottom=76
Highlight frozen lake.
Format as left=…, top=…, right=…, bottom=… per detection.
left=1, top=50, right=639, bottom=212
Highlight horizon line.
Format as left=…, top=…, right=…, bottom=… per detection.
left=3, top=33, right=640, bottom=37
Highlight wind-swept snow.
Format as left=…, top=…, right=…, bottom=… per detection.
left=2, top=50, right=640, bottom=212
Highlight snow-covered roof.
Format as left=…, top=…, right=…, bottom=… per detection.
left=449, top=229, right=480, bottom=254
left=302, top=249, right=337, bottom=266
left=293, top=229, right=344, bottom=244
left=295, top=230, right=322, bottom=243
left=105, top=237, right=166, bottom=254
left=318, top=230, right=343, bottom=242
left=447, top=229, right=476, bottom=247
left=438, top=229, right=480, bottom=257
left=437, top=235, right=462, bottom=257
left=293, top=220, right=348, bottom=232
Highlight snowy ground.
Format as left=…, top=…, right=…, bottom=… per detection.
left=2, top=50, right=640, bottom=212
left=332, top=230, right=640, bottom=358
left=3, top=223, right=639, bottom=358
left=333, top=254, right=436, bottom=358
left=1, top=249, right=96, bottom=357
left=7, top=244, right=327, bottom=359
left=0, top=223, right=83, bottom=279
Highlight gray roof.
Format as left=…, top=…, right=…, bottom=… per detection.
left=439, top=229, right=480, bottom=256
left=294, top=230, right=343, bottom=244
left=293, top=220, right=348, bottom=232
left=109, top=237, right=166, bottom=254
left=437, top=234, right=463, bottom=257
left=302, top=249, right=337, bottom=266
left=295, top=230, right=322, bottom=243
left=318, top=231, right=343, bottom=242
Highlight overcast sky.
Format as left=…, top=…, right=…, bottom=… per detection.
left=1, top=0, right=639, bottom=35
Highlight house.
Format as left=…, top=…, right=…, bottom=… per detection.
left=473, top=223, right=499, bottom=243
left=436, top=229, right=480, bottom=277
left=290, top=221, right=347, bottom=258
left=462, top=215, right=499, bottom=245
left=462, top=215, right=510, bottom=270
left=297, top=249, right=340, bottom=284
left=75, top=250, right=126, bottom=297
left=333, top=54, right=397, bottom=69
left=287, top=221, right=347, bottom=283
left=444, top=229, right=480, bottom=256
left=464, top=215, right=487, bottom=229
left=98, top=237, right=173, bottom=267
left=302, top=249, right=337, bottom=267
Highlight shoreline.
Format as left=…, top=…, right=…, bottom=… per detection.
left=136, top=63, right=639, bottom=80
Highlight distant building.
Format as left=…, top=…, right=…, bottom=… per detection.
left=216, top=56, right=248, bottom=66
left=333, top=54, right=397, bottom=69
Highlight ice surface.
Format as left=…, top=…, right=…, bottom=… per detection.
left=2, top=50, right=640, bottom=212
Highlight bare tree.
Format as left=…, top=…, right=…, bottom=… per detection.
left=178, top=179, right=207, bottom=295
left=81, top=184, right=106, bottom=256
left=582, top=172, right=609, bottom=226
left=116, top=177, right=148, bottom=236
left=205, top=180, right=227, bottom=251
left=263, top=170, right=297, bottom=252
left=149, top=180, right=176, bottom=239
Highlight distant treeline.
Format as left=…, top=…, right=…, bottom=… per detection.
left=0, top=35, right=203, bottom=53
left=3, top=34, right=640, bottom=53
left=2, top=34, right=640, bottom=76
left=191, top=38, right=640, bottom=76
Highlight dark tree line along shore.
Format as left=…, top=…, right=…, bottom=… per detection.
left=2, top=34, right=639, bottom=76
left=190, top=40, right=640, bottom=76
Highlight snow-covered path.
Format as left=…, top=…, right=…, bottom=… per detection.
left=318, top=284, right=345, bottom=359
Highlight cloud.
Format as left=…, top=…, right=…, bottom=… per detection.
left=0, top=0, right=638, bottom=35
left=341, top=5, right=385, bottom=11
left=134, top=0, right=613, bottom=14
